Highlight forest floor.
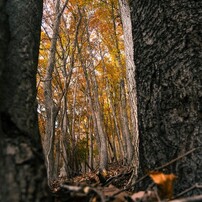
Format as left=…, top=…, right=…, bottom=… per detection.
left=52, top=163, right=135, bottom=202
left=51, top=162, right=202, bottom=202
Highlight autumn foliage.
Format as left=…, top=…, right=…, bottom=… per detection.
left=37, top=0, right=135, bottom=179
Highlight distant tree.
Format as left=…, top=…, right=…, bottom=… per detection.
left=119, top=0, right=139, bottom=171
left=0, top=0, right=51, bottom=201
left=43, top=0, right=69, bottom=184
left=130, top=0, right=202, bottom=195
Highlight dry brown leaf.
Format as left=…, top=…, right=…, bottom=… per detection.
left=149, top=171, right=176, bottom=200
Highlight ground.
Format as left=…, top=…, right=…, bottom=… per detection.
left=48, top=160, right=202, bottom=202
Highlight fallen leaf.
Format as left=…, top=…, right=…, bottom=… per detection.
left=149, top=171, right=176, bottom=199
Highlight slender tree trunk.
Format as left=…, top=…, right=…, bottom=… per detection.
left=58, top=88, right=69, bottom=177
left=0, top=0, right=52, bottom=201
left=119, top=0, right=139, bottom=174
left=108, top=92, right=124, bottom=161
left=70, top=78, right=80, bottom=174
left=76, top=9, right=108, bottom=171
left=60, top=104, right=71, bottom=177
left=79, top=57, right=107, bottom=170
left=130, top=0, right=202, bottom=195
left=43, top=0, right=61, bottom=184
left=108, top=109, right=118, bottom=163
left=120, top=80, right=134, bottom=164
left=88, top=116, right=94, bottom=171
left=86, top=25, right=108, bottom=171
left=91, top=69, right=108, bottom=170
left=58, top=7, right=82, bottom=178
left=110, top=1, right=136, bottom=165
left=111, top=1, right=123, bottom=72
left=98, top=40, right=124, bottom=163
left=76, top=31, right=101, bottom=163
left=43, top=0, right=69, bottom=184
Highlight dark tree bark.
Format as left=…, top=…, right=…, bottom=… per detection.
left=130, top=0, right=202, bottom=195
left=0, top=0, right=52, bottom=201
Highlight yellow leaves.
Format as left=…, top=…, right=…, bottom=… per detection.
left=149, top=171, right=176, bottom=200
left=70, top=0, right=91, bottom=7
left=39, top=0, right=126, bottom=152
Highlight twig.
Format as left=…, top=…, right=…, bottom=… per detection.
left=169, top=194, right=202, bottom=202
left=132, top=147, right=198, bottom=188
left=154, top=147, right=198, bottom=171
left=174, top=184, right=202, bottom=199
left=112, top=147, right=199, bottom=197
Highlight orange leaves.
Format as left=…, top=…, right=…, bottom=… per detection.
left=149, top=171, right=176, bottom=185
left=39, top=0, right=127, bottom=164
left=149, top=171, right=176, bottom=200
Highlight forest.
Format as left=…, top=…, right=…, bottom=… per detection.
left=0, top=0, right=201, bottom=202
left=38, top=0, right=138, bottom=181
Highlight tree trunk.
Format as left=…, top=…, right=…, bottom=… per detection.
left=76, top=9, right=108, bottom=171
left=91, top=69, right=108, bottom=170
left=0, top=0, right=52, bottom=201
left=108, top=90, right=124, bottom=161
left=130, top=0, right=202, bottom=195
left=99, top=44, right=124, bottom=162
left=120, top=80, right=134, bottom=164
left=43, top=0, right=61, bottom=184
left=88, top=116, right=94, bottom=171
left=43, top=0, right=69, bottom=184
left=88, top=57, right=108, bottom=170
left=119, top=0, right=139, bottom=174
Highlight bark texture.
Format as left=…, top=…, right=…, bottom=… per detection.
left=120, top=80, right=133, bottom=164
left=119, top=0, right=139, bottom=172
left=0, top=0, right=51, bottom=201
left=130, top=0, right=202, bottom=195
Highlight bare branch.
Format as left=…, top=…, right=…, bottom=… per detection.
left=170, top=195, right=202, bottom=202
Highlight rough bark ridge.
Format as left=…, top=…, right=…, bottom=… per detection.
left=0, top=0, right=51, bottom=201
left=130, top=0, right=202, bottom=195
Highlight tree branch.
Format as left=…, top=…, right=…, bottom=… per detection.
left=170, top=195, right=202, bottom=202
